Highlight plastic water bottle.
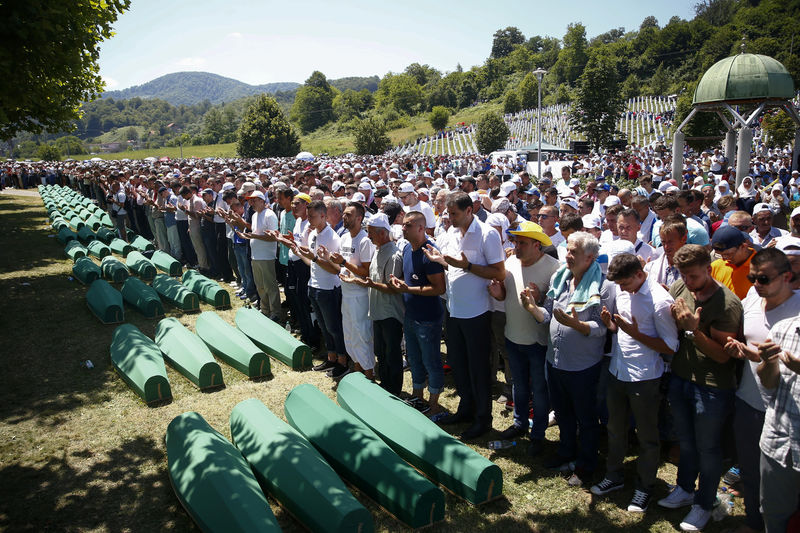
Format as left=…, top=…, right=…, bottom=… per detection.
left=712, top=487, right=733, bottom=521
left=284, top=321, right=291, bottom=332
left=487, top=440, right=516, bottom=450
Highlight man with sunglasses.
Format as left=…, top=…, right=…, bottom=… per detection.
left=535, top=205, right=563, bottom=247
left=711, top=225, right=759, bottom=299
left=722, top=249, right=800, bottom=533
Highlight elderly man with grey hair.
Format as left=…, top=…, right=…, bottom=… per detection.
left=526, top=231, right=615, bottom=487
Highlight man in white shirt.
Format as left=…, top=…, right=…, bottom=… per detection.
left=236, top=191, right=281, bottom=320
left=644, top=215, right=687, bottom=288
left=424, top=191, right=505, bottom=440
left=327, top=202, right=375, bottom=379
left=750, top=203, right=788, bottom=247
left=618, top=208, right=656, bottom=263
left=592, top=253, right=679, bottom=513
left=398, top=182, right=436, bottom=236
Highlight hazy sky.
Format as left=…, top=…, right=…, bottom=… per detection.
left=99, top=0, right=696, bottom=90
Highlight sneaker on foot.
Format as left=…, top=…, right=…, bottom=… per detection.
left=590, top=477, right=625, bottom=496
left=658, top=485, right=695, bottom=509
left=627, top=489, right=651, bottom=512
left=498, top=425, right=526, bottom=439
left=679, top=504, right=711, bottom=531
left=330, top=365, right=351, bottom=381
left=723, top=466, right=741, bottom=486
left=313, top=360, right=337, bottom=372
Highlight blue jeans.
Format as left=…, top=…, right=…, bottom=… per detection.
left=404, top=316, right=444, bottom=394
left=505, top=339, right=549, bottom=440
left=232, top=244, right=256, bottom=298
left=308, top=286, right=345, bottom=357
left=668, top=375, right=734, bottom=510
left=547, top=360, right=601, bottom=472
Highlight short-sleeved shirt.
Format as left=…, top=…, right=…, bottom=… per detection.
left=669, top=280, right=743, bottom=390
left=368, top=241, right=405, bottom=322
left=711, top=249, right=756, bottom=300
left=165, top=193, right=178, bottom=227
left=404, top=201, right=436, bottom=229
left=440, top=216, right=505, bottom=319
left=402, top=239, right=444, bottom=322
left=340, top=229, right=374, bottom=298
left=114, top=190, right=127, bottom=216
left=503, top=253, right=560, bottom=346
left=308, top=224, right=341, bottom=290
left=250, top=208, right=279, bottom=261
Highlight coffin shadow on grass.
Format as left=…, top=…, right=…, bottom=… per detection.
left=0, top=435, right=194, bottom=533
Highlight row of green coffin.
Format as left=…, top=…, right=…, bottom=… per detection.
left=166, top=375, right=502, bottom=533
left=85, top=278, right=163, bottom=322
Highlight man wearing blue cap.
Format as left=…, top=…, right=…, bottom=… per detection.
left=711, top=225, right=758, bottom=299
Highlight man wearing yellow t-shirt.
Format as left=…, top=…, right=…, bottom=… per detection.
left=710, top=225, right=758, bottom=299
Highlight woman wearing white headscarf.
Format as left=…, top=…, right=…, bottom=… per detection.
left=736, top=176, right=758, bottom=214
left=768, top=184, right=791, bottom=230
left=714, top=180, right=732, bottom=203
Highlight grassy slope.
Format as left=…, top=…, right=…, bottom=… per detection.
left=73, top=102, right=505, bottom=161
left=0, top=191, right=746, bottom=532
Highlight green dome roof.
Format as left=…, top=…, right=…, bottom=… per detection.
left=692, top=53, right=795, bottom=105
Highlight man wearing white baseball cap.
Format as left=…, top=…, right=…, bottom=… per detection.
left=751, top=202, right=788, bottom=247
left=398, top=182, right=435, bottom=235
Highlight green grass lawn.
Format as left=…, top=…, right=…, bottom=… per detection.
left=0, top=191, right=747, bottom=532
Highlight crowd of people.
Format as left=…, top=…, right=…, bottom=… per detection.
left=3, top=143, right=800, bottom=532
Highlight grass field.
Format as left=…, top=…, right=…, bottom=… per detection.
left=0, top=190, right=747, bottom=532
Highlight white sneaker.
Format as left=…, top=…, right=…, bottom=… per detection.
left=679, top=504, right=711, bottom=531
left=658, top=485, right=695, bottom=509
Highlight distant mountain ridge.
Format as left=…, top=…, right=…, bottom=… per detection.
left=102, top=71, right=379, bottom=106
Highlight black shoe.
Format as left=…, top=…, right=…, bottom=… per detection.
left=499, top=425, right=526, bottom=440
left=439, top=412, right=471, bottom=425
left=627, top=489, right=651, bottom=513
left=313, top=360, right=337, bottom=372
left=590, top=477, right=625, bottom=496
left=330, top=365, right=351, bottom=381
left=544, top=454, right=575, bottom=472
left=461, top=423, right=490, bottom=440
left=527, top=439, right=545, bottom=457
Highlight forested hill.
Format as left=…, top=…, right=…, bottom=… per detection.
left=102, top=72, right=380, bottom=106
left=102, top=72, right=300, bottom=105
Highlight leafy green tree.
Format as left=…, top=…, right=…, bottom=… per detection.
left=291, top=71, right=336, bottom=133
left=552, top=23, right=588, bottom=85
left=762, top=110, right=796, bottom=149
left=375, top=73, right=423, bottom=114
left=333, top=89, right=372, bottom=121
left=491, top=27, right=526, bottom=58
left=569, top=52, right=623, bottom=150
left=0, top=0, right=131, bottom=139
left=352, top=118, right=391, bottom=155
left=621, top=74, right=641, bottom=100
left=476, top=113, right=510, bottom=154
left=404, top=63, right=441, bottom=86
left=648, top=63, right=669, bottom=95
left=458, top=78, right=478, bottom=108
left=53, top=136, right=86, bottom=155
left=36, top=144, right=61, bottom=161
left=429, top=106, right=450, bottom=131
left=674, top=80, right=725, bottom=151
left=518, top=73, right=540, bottom=109
left=237, top=95, right=300, bottom=157
left=13, top=140, right=38, bottom=159
left=504, top=91, right=522, bottom=114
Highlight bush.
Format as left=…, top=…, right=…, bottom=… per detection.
left=475, top=112, right=510, bottom=154
left=352, top=118, right=391, bottom=155
left=237, top=94, right=300, bottom=157
left=429, top=106, right=450, bottom=131
left=35, top=143, right=61, bottom=161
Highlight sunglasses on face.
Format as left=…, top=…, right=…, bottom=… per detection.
left=536, top=214, right=551, bottom=220
left=746, top=271, right=787, bottom=285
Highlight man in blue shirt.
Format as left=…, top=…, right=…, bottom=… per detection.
left=390, top=211, right=446, bottom=417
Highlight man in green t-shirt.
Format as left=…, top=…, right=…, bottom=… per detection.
left=657, top=244, right=742, bottom=532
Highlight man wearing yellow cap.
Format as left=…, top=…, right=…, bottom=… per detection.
left=488, top=221, right=560, bottom=456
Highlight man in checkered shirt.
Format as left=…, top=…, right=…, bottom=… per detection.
left=757, top=315, right=800, bottom=533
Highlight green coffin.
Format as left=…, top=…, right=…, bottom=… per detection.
left=130, top=235, right=155, bottom=252
left=110, top=324, right=171, bottom=405
left=85, top=215, right=102, bottom=231
left=152, top=274, right=200, bottom=312
left=65, top=241, right=88, bottom=262
left=101, top=256, right=131, bottom=283
left=126, top=228, right=136, bottom=241
left=182, top=270, right=230, bottom=308
left=155, top=318, right=223, bottom=390
left=195, top=311, right=270, bottom=378
left=73, top=256, right=101, bottom=285
left=285, top=384, right=445, bottom=529
left=235, top=308, right=312, bottom=370
left=52, top=218, right=68, bottom=232
left=121, top=277, right=164, bottom=318
left=87, top=240, right=111, bottom=259
left=57, top=227, right=78, bottom=244
left=86, top=279, right=124, bottom=324
left=126, top=251, right=157, bottom=281
left=338, top=373, right=503, bottom=505
left=77, top=226, right=97, bottom=244
left=109, top=238, right=133, bottom=257
left=100, top=213, right=114, bottom=228
left=69, top=217, right=85, bottom=231
left=152, top=250, right=182, bottom=276
left=166, top=412, right=280, bottom=533
left=95, top=227, right=116, bottom=244
left=230, top=398, right=373, bottom=533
